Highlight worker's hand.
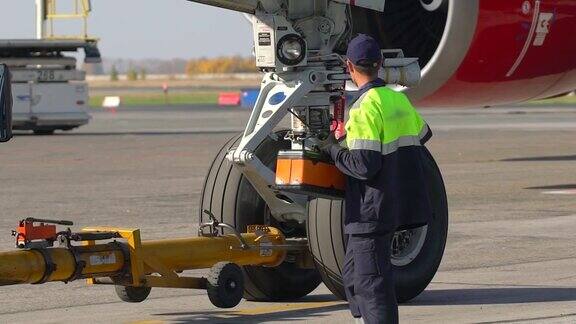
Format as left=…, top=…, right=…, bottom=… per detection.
left=324, top=132, right=339, bottom=146
left=318, top=132, right=339, bottom=159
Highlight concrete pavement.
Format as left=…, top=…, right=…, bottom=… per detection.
left=0, top=105, right=574, bottom=323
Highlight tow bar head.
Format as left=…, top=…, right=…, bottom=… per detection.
left=12, top=218, right=73, bottom=249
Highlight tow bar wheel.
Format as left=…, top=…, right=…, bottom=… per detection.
left=207, top=262, right=245, bottom=308
left=115, top=285, right=152, bottom=303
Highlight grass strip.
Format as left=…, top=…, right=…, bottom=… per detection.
left=89, top=92, right=219, bottom=107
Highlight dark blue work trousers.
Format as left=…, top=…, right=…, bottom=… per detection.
left=343, top=232, right=399, bottom=324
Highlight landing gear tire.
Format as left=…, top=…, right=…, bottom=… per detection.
left=207, top=262, right=245, bottom=308
left=308, top=147, right=448, bottom=303
left=199, top=131, right=322, bottom=302
left=115, top=285, right=152, bottom=303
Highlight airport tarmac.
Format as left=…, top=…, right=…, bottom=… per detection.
left=0, top=105, right=575, bottom=323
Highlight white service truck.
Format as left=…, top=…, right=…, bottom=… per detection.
left=1, top=39, right=100, bottom=135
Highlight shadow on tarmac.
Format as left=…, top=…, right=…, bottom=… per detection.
left=525, top=184, right=576, bottom=190
left=501, top=154, right=576, bottom=162
left=15, top=130, right=242, bottom=137
left=409, top=287, right=576, bottom=306
left=152, top=287, right=576, bottom=322
left=154, top=294, right=348, bottom=323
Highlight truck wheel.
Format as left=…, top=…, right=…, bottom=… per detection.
left=199, top=131, right=321, bottom=301
left=308, top=147, right=448, bottom=302
left=33, top=129, right=56, bottom=135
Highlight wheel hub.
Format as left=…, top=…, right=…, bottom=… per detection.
left=226, top=279, right=237, bottom=290
left=391, top=226, right=428, bottom=266
left=420, top=0, right=446, bottom=11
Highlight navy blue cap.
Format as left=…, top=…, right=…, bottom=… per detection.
left=346, top=34, right=382, bottom=66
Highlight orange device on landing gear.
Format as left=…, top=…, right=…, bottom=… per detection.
left=275, top=150, right=345, bottom=199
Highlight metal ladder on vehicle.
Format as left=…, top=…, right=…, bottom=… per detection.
left=35, top=0, right=95, bottom=40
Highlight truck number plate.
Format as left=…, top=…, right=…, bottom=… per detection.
left=36, top=70, right=56, bottom=82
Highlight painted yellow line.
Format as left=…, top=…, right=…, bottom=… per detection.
left=233, top=301, right=345, bottom=316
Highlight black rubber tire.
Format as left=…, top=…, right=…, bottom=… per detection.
left=199, top=131, right=322, bottom=302
left=33, top=129, right=56, bottom=135
left=207, top=262, right=245, bottom=308
left=308, top=147, right=449, bottom=303
left=115, top=285, right=152, bottom=303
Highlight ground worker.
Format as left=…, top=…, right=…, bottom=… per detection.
left=321, top=34, right=433, bottom=324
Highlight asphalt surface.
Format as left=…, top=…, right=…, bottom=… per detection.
left=0, top=104, right=575, bottom=323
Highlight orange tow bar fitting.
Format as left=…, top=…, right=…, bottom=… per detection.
left=0, top=212, right=293, bottom=308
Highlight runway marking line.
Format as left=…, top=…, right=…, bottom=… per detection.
left=232, top=301, right=345, bottom=316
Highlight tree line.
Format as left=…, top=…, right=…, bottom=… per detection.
left=107, top=56, right=257, bottom=81
left=185, top=56, right=257, bottom=75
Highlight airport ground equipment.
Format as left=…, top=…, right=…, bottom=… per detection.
left=0, top=213, right=296, bottom=308
left=193, top=0, right=448, bottom=303
left=0, top=64, right=12, bottom=142
left=0, top=1, right=100, bottom=134
left=1, top=39, right=100, bottom=134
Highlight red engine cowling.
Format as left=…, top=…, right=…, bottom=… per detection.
left=353, top=0, right=576, bottom=107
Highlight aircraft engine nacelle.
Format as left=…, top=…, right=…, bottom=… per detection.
left=353, top=0, right=576, bottom=107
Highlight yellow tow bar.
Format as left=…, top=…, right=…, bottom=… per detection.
left=0, top=215, right=291, bottom=308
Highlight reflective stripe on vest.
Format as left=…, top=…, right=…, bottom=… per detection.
left=346, top=87, right=428, bottom=155
left=349, top=124, right=430, bottom=154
